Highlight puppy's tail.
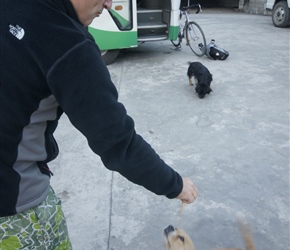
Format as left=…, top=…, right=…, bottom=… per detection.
left=213, top=220, right=255, bottom=250
left=239, top=220, right=256, bottom=250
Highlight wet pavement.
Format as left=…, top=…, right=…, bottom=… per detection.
left=50, top=9, right=289, bottom=250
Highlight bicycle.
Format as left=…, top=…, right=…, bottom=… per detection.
left=171, top=4, right=207, bottom=57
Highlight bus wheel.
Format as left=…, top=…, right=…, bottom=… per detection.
left=101, top=50, right=120, bottom=65
left=272, top=1, right=290, bottom=28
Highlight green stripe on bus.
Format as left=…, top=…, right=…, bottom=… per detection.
left=89, top=25, right=179, bottom=50
left=89, top=28, right=137, bottom=50
left=169, top=25, right=179, bottom=40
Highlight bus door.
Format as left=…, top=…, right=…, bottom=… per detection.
left=136, top=0, right=180, bottom=42
left=88, top=0, right=181, bottom=64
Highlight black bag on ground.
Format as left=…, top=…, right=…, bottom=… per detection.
left=205, top=39, right=229, bottom=60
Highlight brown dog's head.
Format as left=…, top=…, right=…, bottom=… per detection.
left=164, top=225, right=195, bottom=250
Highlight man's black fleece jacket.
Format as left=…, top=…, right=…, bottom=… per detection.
left=0, top=0, right=183, bottom=216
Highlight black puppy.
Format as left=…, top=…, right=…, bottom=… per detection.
left=187, top=62, right=212, bottom=99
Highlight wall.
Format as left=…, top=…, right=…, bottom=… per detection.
left=243, top=0, right=270, bottom=15
left=180, top=0, right=270, bottom=15
left=180, top=0, right=239, bottom=8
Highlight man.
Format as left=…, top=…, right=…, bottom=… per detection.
left=0, top=0, right=198, bottom=248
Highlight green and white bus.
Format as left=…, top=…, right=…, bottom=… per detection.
left=88, top=0, right=182, bottom=64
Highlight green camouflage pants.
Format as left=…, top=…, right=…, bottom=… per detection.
left=0, top=187, right=72, bottom=250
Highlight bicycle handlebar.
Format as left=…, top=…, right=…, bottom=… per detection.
left=180, top=4, right=202, bottom=14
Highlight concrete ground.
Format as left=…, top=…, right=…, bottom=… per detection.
left=50, top=9, right=289, bottom=250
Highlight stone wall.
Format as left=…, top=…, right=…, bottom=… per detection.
left=180, top=0, right=270, bottom=15
left=180, top=0, right=239, bottom=8
left=243, top=0, right=271, bottom=15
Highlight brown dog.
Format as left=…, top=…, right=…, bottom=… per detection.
left=164, top=225, right=195, bottom=250
left=164, top=221, right=255, bottom=250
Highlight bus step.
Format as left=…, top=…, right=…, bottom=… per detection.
left=137, top=23, right=167, bottom=29
left=137, top=25, right=167, bottom=37
left=137, top=8, right=163, bottom=14
left=137, top=8, right=163, bottom=25
left=138, top=34, right=168, bottom=42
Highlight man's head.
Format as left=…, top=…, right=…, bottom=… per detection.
left=70, top=0, right=112, bottom=26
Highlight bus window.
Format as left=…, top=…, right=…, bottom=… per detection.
left=109, top=0, right=132, bottom=30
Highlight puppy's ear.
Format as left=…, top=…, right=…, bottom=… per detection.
left=205, top=87, right=212, bottom=95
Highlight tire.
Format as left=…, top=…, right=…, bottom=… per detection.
left=272, top=1, right=290, bottom=28
left=186, top=21, right=206, bottom=57
left=101, top=49, right=120, bottom=65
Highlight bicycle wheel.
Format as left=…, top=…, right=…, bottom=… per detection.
left=186, top=21, right=206, bottom=57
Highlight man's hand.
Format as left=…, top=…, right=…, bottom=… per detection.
left=176, top=177, right=198, bottom=204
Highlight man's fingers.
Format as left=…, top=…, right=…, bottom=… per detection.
left=176, top=177, right=198, bottom=204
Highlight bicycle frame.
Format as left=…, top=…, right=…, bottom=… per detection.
left=172, top=4, right=202, bottom=45
left=179, top=10, right=190, bottom=38
left=171, top=4, right=206, bottom=57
